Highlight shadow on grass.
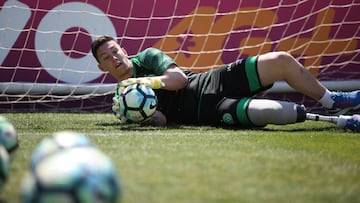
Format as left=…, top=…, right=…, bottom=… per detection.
left=96, top=121, right=340, bottom=132
left=261, top=126, right=339, bottom=132
left=96, top=121, right=170, bottom=131
left=96, top=121, right=219, bottom=131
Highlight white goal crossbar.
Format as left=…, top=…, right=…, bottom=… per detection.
left=0, top=82, right=116, bottom=95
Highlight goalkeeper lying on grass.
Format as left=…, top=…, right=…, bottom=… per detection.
left=91, top=35, right=360, bottom=132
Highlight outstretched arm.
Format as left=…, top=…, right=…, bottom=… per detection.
left=119, top=65, right=188, bottom=91
left=155, top=65, right=188, bottom=91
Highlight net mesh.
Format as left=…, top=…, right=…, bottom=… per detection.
left=0, top=0, right=359, bottom=112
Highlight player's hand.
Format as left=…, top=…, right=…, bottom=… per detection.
left=112, top=96, right=127, bottom=124
left=112, top=86, right=128, bottom=124
left=119, top=77, right=164, bottom=89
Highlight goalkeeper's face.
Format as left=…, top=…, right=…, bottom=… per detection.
left=97, top=40, right=133, bottom=81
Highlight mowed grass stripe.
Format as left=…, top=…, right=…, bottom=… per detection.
left=0, top=113, right=358, bottom=203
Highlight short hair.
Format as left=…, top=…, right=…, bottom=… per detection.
left=91, top=35, right=115, bottom=63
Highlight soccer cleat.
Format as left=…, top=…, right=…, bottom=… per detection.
left=327, top=90, right=360, bottom=115
left=342, top=115, right=360, bottom=132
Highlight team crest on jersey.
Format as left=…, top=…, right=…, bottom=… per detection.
left=222, top=113, right=234, bottom=124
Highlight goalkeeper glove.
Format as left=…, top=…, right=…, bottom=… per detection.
left=118, top=77, right=164, bottom=89
left=112, top=87, right=128, bottom=124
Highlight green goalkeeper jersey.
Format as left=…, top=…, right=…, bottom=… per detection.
left=115, top=48, right=210, bottom=124
left=131, top=48, right=177, bottom=77
left=114, top=48, right=176, bottom=98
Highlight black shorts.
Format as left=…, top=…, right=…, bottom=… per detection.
left=198, top=56, right=273, bottom=126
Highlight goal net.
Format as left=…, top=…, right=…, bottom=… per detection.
left=1, top=0, right=360, bottom=113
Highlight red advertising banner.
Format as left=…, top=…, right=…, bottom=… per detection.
left=1, top=0, right=359, bottom=86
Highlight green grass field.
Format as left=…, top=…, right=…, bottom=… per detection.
left=1, top=113, right=359, bottom=203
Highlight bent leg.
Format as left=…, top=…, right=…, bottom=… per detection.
left=257, top=52, right=326, bottom=100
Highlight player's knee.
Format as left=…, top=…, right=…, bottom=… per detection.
left=259, top=51, right=296, bottom=73
left=269, top=51, right=294, bottom=66
left=267, top=51, right=305, bottom=76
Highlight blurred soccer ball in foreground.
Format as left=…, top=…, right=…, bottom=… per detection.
left=21, top=132, right=121, bottom=203
left=119, top=84, right=157, bottom=122
left=0, top=116, right=18, bottom=152
left=30, top=131, right=93, bottom=168
left=0, top=145, right=10, bottom=189
left=0, top=116, right=7, bottom=123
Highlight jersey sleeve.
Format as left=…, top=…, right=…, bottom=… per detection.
left=131, top=48, right=178, bottom=75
